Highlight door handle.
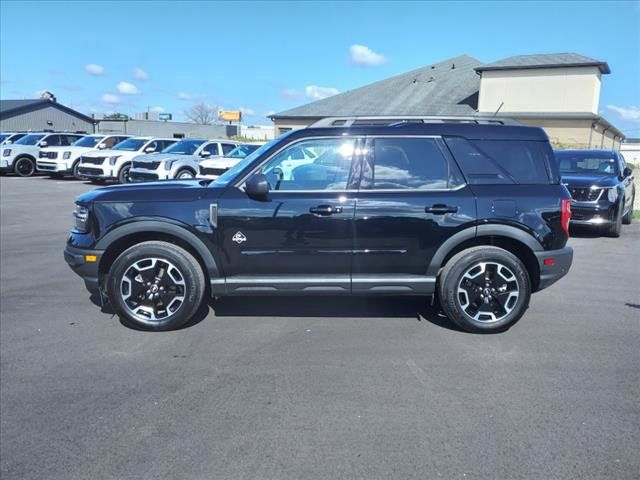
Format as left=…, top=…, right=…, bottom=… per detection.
left=425, top=204, right=458, bottom=215
left=309, top=205, right=343, bottom=216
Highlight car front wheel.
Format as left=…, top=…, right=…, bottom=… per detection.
left=107, top=241, right=206, bottom=331
left=438, top=246, right=531, bottom=333
left=118, top=164, right=132, bottom=183
left=176, top=169, right=195, bottom=179
left=14, top=157, right=36, bottom=177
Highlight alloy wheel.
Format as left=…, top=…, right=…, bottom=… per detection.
left=120, top=257, right=186, bottom=324
left=15, top=158, right=35, bottom=176
left=456, top=261, right=520, bottom=323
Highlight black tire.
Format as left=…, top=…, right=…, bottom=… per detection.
left=118, top=164, right=132, bottom=184
left=14, top=156, right=36, bottom=177
left=90, top=178, right=106, bottom=185
left=438, top=246, right=531, bottom=333
left=106, top=241, right=206, bottom=331
left=72, top=161, right=85, bottom=180
left=606, top=204, right=623, bottom=237
left=176, top=168, right=195, bottom=179
left=622, top=196, right=633, bottom=225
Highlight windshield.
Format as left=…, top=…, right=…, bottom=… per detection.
left=555, top=151, right=619, bottom=176
left=72, top=136, right=103, bottom=148
left=226, top=144, right=260, bottom=159
left=112, top=138, right=147, bottom=151
left=162, top=139, right=205, bottom=155
left=14, top=134, right=45, bottom=145
left=211, top=138, right=282, bottom=187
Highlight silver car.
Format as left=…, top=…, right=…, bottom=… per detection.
left=129, top=138, right=240, bottom=181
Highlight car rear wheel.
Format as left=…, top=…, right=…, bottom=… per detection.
left=14, top=157, right=35, bottom=177
left=106, top=241, right=206, bottom=331
left=176, top=169, right=195, bottom=179
left=438, top=246, right=531, bottom=333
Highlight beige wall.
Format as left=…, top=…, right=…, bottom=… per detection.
left=273, top=118, right=316, bottom=136
left=478, top=67, right=602, bottom=114
left=516, top=118, right=621, bottom=150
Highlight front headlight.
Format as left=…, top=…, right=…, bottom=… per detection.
left=72, top=204, right=90, bottom=233
left=63, top=151, right=71, bottom=160
left=108, top=155, right=121, bottom=165
left=3, top=149, right=11, bottom=157
left=607, top=188, right=618, bottom=203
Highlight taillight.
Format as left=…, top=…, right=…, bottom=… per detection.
left=561, top=198, right=571, bottom=237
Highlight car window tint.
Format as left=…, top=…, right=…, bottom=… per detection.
left=221, top=143, right=236, bottom=155
left=45, top=135, right=61, bottom=146
left=370, top=137, right=450, bottom=190
left=473, top=140, right=551, bottom=184
left=259, top=138, right=356, bottom=191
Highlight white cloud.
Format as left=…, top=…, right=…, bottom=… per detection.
left=102, top=93, right=120, bottom=104
left=117, top=81, right=139, bottom=95
left=85, top=63, right=105, bottom=76
left=150, top=106, right=165, bottom=113
left=349, top=44, right=388, bottom=67
left=133, top=67, right=149, bottom=81
left=606, top=105, right=640, bottom=122
left=239, top=106, right=256, bottom=116
left=281, top=88, right=302, bottom=99
left=305, top=85, right=340, bottom=100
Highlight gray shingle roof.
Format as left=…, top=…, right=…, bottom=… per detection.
left=271, top=55, right=482, bottom=119
left=0, top=98, right=95, bottom=123
left=475, top=53, right=610, bottom=74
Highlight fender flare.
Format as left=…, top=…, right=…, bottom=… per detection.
left=426, top=224, right=543, bottom=276
left=12, top=154, right=36, bottom=168
left=95, top=220, right=220, bottom=278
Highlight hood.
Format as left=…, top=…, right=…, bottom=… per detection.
left=83, top=148, right=134, bottom=158
left=3, top=144, right=37, bottom=154
left=561, top=174, right=619, bottom=188
left=41, top=146, right=94, bottom=154
left=132, top=153, right=190, bottom=163
left=76, top=178, right=222, bottom=204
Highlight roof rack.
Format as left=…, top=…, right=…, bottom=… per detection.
left=309, top=115, right=521, bottom=128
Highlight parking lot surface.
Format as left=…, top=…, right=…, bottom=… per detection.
left=1, top=176, right=638, bottom=480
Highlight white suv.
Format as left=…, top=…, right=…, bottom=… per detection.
left=37, top=134, right=131, bottom=179
left=129, top=138, right=240, bottom=181
left=1, top=132, right=85, bottom=177
left=198, top=143, right=265, bottom=179
left=77, top=137, right=177, bottom=183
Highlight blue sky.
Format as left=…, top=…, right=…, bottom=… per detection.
left=1, top=1, right=639, bottom=135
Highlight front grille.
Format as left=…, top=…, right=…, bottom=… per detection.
left=80, top=156, right=106, bottom=165
left=568, top=187, right=602, bottom=202
left=570, top=207, right=594, bottom=221
left=78, top=167, right=102, bottom=177
left=39, top=151, right=58, bottom=159
left=131, top=171, right=159, bottom=181
left=132, top=160, right=160, bottom=170
left=200, top=166, right=227, bottom=176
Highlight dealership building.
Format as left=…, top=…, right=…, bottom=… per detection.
left=270, top=53, right=625, bottom=149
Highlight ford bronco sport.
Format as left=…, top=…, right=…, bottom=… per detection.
left=64, top=117, right=573, bottom=333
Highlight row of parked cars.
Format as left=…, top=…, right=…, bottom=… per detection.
left=0, top=131, right=264, bottom=183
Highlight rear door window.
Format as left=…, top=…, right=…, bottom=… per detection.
left=365, top=137, right=463, bottom=190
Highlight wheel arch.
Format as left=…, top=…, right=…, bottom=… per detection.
left=96, top=220, right=220, bottom=287
left=428, top=224, right=543, bottom=292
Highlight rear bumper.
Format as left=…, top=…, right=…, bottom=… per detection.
left=534, top=246, right=573, bottom=291
left=64, top=244, right=104, bottom=293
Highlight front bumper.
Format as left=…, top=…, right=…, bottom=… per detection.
left=130, top=167, right=168, bottom=181
left=534, top=246, right=573, bottom=291
left=36, top=160, right=70, bottom=173
left=64, top=244, right=104, bottom=293
left=570, top=202, right=616, bottom=226
left=0, top=158, right=14, bottom=172
left=77, top=164, right=114, bottom=179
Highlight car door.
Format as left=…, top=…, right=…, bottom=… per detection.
left=221, top=143, right=237, bottom=156
left=617, top=151, right=634, bottom=211
left=216, top=136, right=362, bottom=294
left=42, top=134, right=61, bottom=148
left=352, top=135, right=476, bottom=294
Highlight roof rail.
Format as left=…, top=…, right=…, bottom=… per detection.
left=309, top=115, right=521, bottom=128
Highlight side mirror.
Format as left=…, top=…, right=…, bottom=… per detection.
left=97, top=143, right=107, bottom=150
left=200, top=150, right=211, bottom=157
left=39, top=141, right=48, bottom=147
left=623, top=167, right=633, bottom=178
left=5, top=140, right=12, bottom=145
left=244, top=173, right=270, bottom=198
left=144, top=146, right=156, bottom=153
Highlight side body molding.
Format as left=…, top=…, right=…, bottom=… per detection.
left=95, top=220, right=220, bottom=279
left=426, top=224, right=544, bottom=277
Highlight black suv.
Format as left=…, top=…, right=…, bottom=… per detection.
left=554, top=149, right=635, bottom=237
left=65, top=120, right=573, bottom=333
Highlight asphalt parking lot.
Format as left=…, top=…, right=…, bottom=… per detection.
left=1, top=175, right=638, bottom=480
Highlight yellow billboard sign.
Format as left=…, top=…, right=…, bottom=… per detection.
left=218, top=110, right=242, bottom=122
